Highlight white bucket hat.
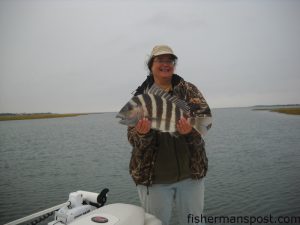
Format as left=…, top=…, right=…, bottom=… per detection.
left=150, top=45, right=178, bottom=59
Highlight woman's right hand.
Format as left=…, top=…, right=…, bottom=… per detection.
left=135, top=118, right=151, bottom=135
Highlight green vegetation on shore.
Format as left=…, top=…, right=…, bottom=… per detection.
left=253, top=108, right=300, bottom=115
left=0, top=113, right=88, bottom=121
left=270, top=108, right=300, bottom=115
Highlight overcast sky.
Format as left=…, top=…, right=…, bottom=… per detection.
left=1, top=0, right=299, bottom=113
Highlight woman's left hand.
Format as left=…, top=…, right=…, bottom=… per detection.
left=176, top=117, right=193, bottom=135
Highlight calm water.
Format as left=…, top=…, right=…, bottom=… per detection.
left=0, top=108, right=300, bottom=224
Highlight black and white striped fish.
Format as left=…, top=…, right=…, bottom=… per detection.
left=116, top=86, right=212, bottom=135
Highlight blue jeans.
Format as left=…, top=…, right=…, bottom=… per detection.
left=137, top=178, right=205, bottom=225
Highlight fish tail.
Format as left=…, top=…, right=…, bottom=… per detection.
left=190, top=116, right=212, bottom=136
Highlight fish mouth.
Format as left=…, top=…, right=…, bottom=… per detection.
left=116, top=112, right=139, bottom=126
left=116, top=113, right=126, bottom=124
left=115, top=112, right=123, bottom=119
left=118, top=119, right=128, bottom=125
left=116, top=113, right=134, bottom=125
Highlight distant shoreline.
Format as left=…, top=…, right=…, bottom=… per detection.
left=253, top=107, right=300, bottom=115
left=1, top=106, right=299, bottom=121
left=0, top=113, right=89, bottom=121
left=252, top=104, right=300, bottom=108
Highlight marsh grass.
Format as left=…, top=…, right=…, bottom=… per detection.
left=270, top=108, right=300, bottom=115
left=253, top=108, right=300, bottom=115
left=0, top=113, right=88, bottom=121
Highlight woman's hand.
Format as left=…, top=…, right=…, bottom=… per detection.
left=135, top=118, right=151, bottom=135
left=177, top=117, right=192, bottom=135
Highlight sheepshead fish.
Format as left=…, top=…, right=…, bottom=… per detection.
left=116, top=86, right=212, bottom=136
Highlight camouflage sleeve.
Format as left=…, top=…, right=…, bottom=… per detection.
left=184, top=128, right=208, bottom=179
left=184, top=128, right=204, bottom=145
left=185, top=82, right=212, bottom=117
left=183, top=84, right=209, bottom=177
left=127, top=126, right=155, bottom=152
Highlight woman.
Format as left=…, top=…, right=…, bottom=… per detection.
left=127, top=45, right=211, bottom=225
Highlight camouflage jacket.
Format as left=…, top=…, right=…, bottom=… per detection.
left=127, top=74, right=212, bottom=186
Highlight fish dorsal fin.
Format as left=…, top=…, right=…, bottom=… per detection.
left=147, top=85, right=190, bottom=113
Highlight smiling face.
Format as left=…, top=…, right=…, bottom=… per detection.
left=151, top=54, right=176, bottom=83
